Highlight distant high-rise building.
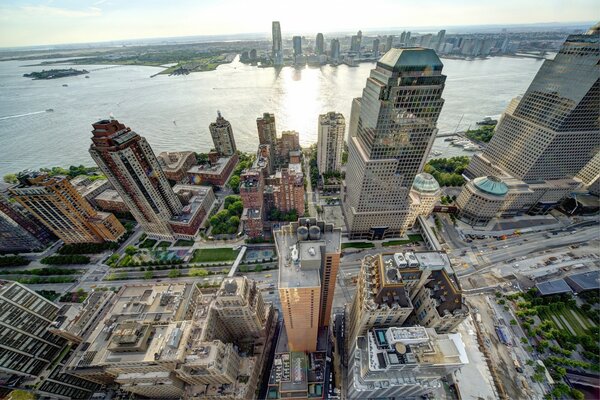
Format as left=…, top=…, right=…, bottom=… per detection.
left=89, top=119, right=184, bottom=240
left=278, top=130, right=300, bottom=165
left=344, top=48, right=446, bottom=239
left=10, top=172, right=125, bottom=244
left=209, top=111, right=237, bottom=156
left=420, top=34, right=433, bottom=48
left=249, top=48, right=257, bottom=61
left=436, top=29, right=446, bottom=51
left=330, top=38, right=340, bottom=61
left=315, top=32, right=324, bottom=54
left=317, top=112, right=345, bottom=174
left=292, top=35, right=302, bottom=56
left=350, top=30, right=363, bottom=52
left=372, top=38, right=380, bottom=56
left=400, top=31, right=406, bottom=44
left=458, top=26, right=600, bottom=225
left=272, top=21, right=283, bottom=66
left=274, top=218, right=341, bottom=352
left=385, top=35, right=393, bottom=51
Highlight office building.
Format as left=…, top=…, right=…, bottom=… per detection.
left=10, top=172, right=125, bottom=244
left=315, top=33, right=324, bottom=54
left=385, top=35, right=393, bottom=51
left=420, top=34, right=433, bottom=48
left=274, top=218, right=342, bottom=352
left=372, top=38, right=380, bottom=56
left=89, top=119, right=183, bottom=240
left=458, top=27, right=600, bottom=225
left=577, top=151, right=600, bottom=196
left=330, top=38, right=340, bottom=61
left=317, top=112, right=346, bottom=174
left=348, top=251, right=468, bottom=346
left=399, top=31, right=406, bottom=45
left=347, top=326, right=467, bottom=399
left=157, top=151, right=197, bottom=182
left=272, top=21, right=283, bottom=66
left=343, top=48, right=446, bottom=239
left=0, top=209, right=43, bottom=253
left=209, top=111, right=237, bottom=156
left=292, top=36, right=302, bottom=56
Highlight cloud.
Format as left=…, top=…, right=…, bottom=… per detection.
left=20, top=5, right=102, bottom=18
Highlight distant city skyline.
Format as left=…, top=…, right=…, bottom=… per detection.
left=0, top=0, right=596, bottom=47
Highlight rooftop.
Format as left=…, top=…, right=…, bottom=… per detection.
left=473, top=176, right=508, bottom=196
left=188, top=155, right=234, bottom=176
left=158, top=151, right=196, bottom=171
left=566, top=270, right=600, bottom=291
left=377, top=47, right=443, bottom=72
left=94, top=189, right=124, bottom=203
left=274, top=218, right=341, bottom=289
left=70, top=176, right=110, bottom=197
left=536, top=279, right=573, bottom=296
left=412, top=173, right=441, bottom=193
left=170, top=184, right=215, bottom=225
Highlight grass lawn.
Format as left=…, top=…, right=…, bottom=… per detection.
left=139, top=239, right=157, bottom=249
left=537, top=307, right=596, bottom=337
left=342, top=242, right=375, bottom=249
left=382, top=234, right=424, bottom=247
left=157, top=241, right=172, bottom=248
left=175, top=239, right=195, bottom=247
left=191, top=248, right=240, bottom=263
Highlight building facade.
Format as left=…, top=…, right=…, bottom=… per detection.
left=317, top=112, right=346, bottom=175
left=157, top=151, right=197, bottom=183
left=315, top=33, right=324, bottom=54
left=89, top=119, right=183, bottom=240
left=344, top=48, right=446, bottom=239
left=275, top=218, right=341, bottom=352
left=458, top=27, right=600, bottom=223
left=10, top=172, right=125, bottom=244
left=209, top=111, right=237, bottom=156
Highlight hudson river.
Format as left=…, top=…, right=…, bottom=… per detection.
left=0, top=55, right=546, bottom=176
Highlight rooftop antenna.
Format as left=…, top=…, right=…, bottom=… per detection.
left=217, top=110, right=222, bottom=118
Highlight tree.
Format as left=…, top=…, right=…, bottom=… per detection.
left=168, top=269, right=180, bottom=278
left=510, top=319, right=517, bottom=325
left=255, top=264, right=263, bottom=272
left=228, top=200, right=244, bottom=216
left=125, top=245, right=137, bottom=256
left=190, top=268, right=209, bottom=277
left=3, top=173, right=17, bottom=184
left=228, top=175, right=240, bottom=193
left=143, top=271, right=153, bottom=279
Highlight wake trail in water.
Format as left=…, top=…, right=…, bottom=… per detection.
left=0, top=111, right=47, bottom=121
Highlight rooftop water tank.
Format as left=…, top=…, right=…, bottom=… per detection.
left=309, top=225, right=321, bottom=240
left=297, top=226, right=309, bottom=241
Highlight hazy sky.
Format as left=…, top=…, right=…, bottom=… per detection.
left=0, top=0, right=596, bottom=47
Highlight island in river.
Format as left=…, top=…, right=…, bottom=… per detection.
left=23, top=68, right=89, bottom=80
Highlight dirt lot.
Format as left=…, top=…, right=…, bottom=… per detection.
left=467, top=294, right=534, bottom=399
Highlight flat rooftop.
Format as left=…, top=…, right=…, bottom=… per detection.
left=170, top=185, right=214, bottom=225
left=536, top=279, right=573, bottom=295
left=274, top=218, right=341, bottom=289
left=94, top=189, right=124, bottom=203
left=158, top=151, right=195, bottom=171
left=188, top=155, right=234, bottom=176
left=566, top=270, right=600, bottom=291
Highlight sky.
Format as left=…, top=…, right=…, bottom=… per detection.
left=0, top=0, right=596, bottom=47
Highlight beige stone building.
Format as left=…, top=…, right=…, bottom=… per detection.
left=317, top=112, right=345, bottom=174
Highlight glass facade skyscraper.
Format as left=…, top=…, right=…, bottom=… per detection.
left=271, top=21, right=283, bottom=66
left=344, top=48, right=446, bottom=239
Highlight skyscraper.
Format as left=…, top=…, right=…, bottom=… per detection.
left=458, top=26, right=600, bottom=224
left=372, top=38, right=380, bottom=56
left=405, top=31, right=411, bottom=43
left=292, top=35, right=302, bottom=56
left=343, top=48, right=446, bottom=239
left=256, top=112, right=277, bottom=151
left=10, top=172, right=125, bottom=244
left=350, top=30, right=362, bottom=52
left=400, top=31, right=406, bottom=44
left=436, top=29, right=446, bottom=52
left=330, top=38, right=340, bottom=61
left=315, top=32, right=324, bottom=54
left=274, top=218, right=341, bottom=352
left=89, top=119, right=183, bottom=240
left=271, top=21, right=283, bottom=66
left=317, top=112, right=346, bottom=174
left=385, top=35, right=393, bottom=51
left=209, top=111, right=237, bottom=156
